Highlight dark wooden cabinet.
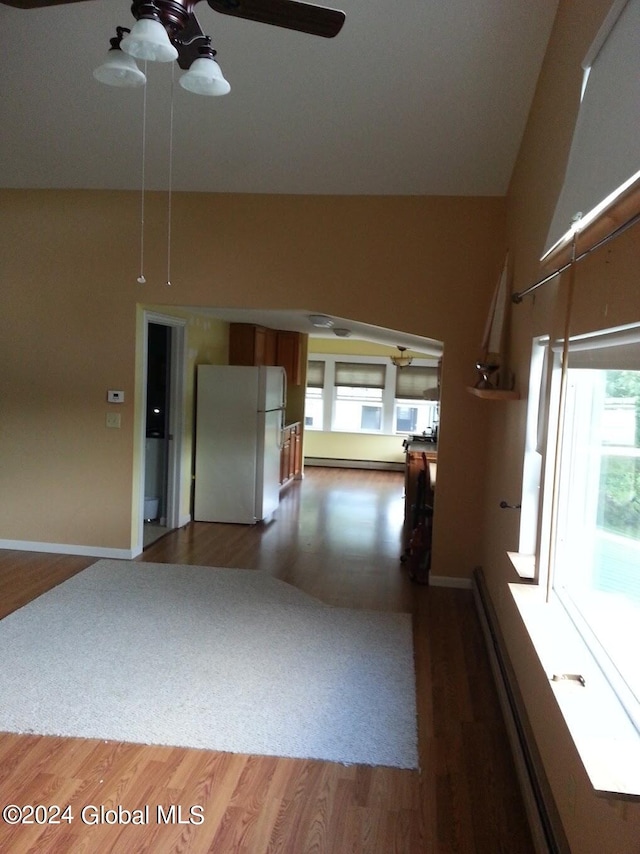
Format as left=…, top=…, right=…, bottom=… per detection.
left=229, top=323, right=303, bottom=387
left=280, top=422, right=302, bottom=487
left=228, top=323, right=276, bottom=367
left=276, top=331, right=302, bottom=386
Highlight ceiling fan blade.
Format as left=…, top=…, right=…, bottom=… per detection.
left=207, top=0, right=345, bottom=38
left=1, top=0, right=92, bottom=7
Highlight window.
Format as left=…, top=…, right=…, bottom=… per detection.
left=333, top=362, right=385, bottom=433
left=394, top=365, right=439, bottom=437
left=543, top=0, right=640, bottom=264
left=517, top=338, right=549, bottom=564
left=304, top=360, right=325, bottom=430
left=304, top=355, right=441, bottom=436
left=549, top=325, right=640, bottom=730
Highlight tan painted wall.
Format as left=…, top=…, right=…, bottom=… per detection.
left=483, top=0, right=640, bottom=850
left=1, top=190, right=504, bottom=574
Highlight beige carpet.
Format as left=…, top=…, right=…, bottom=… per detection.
left=0, top=560, right=418, bottom=768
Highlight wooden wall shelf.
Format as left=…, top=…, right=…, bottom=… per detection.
left=466, top=386, right=520, bottom=400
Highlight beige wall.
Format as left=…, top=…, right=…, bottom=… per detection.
left=304, top=432, right=406, bottom=465
left=2, top=2, right=634, bottom=845
left=483, top=0, right=640, bottom=850
left=1, top=190, right=504, bottom=574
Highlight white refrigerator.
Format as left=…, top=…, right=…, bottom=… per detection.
left=194, top=365, right=287, bottom=524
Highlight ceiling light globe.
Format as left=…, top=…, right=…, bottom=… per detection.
left=308, top=314, right=334, bottom=328
left=93, top=50, right=147, bottom=87
left=120, top=18, right=178, bottom=63
left=179, top=58, right=230, bottom=96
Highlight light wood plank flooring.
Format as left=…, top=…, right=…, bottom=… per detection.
left=0, top=468, right=534, bottom=853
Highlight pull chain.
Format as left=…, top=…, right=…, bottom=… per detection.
left=166, top=62, right=175, bottom=287
left=137, top=60, right=148, bottom=285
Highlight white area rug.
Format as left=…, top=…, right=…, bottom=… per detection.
left=0, top=560, right=418, bottom=768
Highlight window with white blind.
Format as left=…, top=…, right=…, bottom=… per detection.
left=304, top=360, right=325, bottom=430
left=394, top=366, right=439, bottom=435
left=548, top=324, right=640, bottom=731
left=543, top=0, right=640, bottom=264
left=333, top=361, right=386, bottom=433
left=304, top=355, right=441, bottom=435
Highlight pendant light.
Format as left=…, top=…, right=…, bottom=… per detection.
left=391, top=346, right=414, bottom=368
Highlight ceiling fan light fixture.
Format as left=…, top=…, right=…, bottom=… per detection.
left=120, top=17, right=178, bottom=63
left=308, top=314, right=334, bottom=328
left=391, top=346, right=413, bottom=368
left=179, top=57, right=230, bottom=96
left=93, top=48, right=146, bottom=88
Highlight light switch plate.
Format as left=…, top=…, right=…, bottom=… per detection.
left=106, top=413, right=121, bottom=429
left=107, top=390, right=125, bottom=403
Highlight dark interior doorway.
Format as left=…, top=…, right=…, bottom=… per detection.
left=144, top=323, right=171, bottom=541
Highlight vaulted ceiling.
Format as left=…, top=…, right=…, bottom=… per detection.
left=1, top=0, right=558, bottom=349
left=1, top=0, right=558, bottom=195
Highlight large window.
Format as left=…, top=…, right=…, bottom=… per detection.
left=304, top=360, right=325, bottom=430
left=548, top=326, right=640, bottom=729
left=333, top=362, right=385, bottom=433
left=394, top=365, right=439, bottom=436
left=304, top=355, right=441, bottom=435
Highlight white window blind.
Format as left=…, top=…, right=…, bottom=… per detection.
left=395, top=366, right=438, bottom=399
left=553, top=323, right=640, bottom=370
left=334, top=362, right=386, bottom=389
left=306, top=360, right=325, bottom=388
left=543, top=0, right=640, bottom=259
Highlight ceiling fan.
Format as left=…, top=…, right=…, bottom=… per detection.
left=0, top=0, right=345, bottom=39
left=1, top=0, right=345, bottom=92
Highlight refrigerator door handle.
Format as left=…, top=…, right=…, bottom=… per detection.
left=278, top=409, right=285, bottom=450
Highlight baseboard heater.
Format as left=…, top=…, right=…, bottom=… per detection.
left=304, top=458, right=404, bottom=472
left=472, top=567, right=571, bottom=854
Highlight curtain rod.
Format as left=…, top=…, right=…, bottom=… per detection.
left=512, top=209, right=640, bottom=304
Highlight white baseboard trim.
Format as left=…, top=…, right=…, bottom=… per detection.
left=0, top=539, right=136, bottom=560
left=304, top=458, right=403, bottom=472
left=429, top=574, right=473, bottom=589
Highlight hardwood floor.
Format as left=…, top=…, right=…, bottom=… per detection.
left=0, top=468, right=534, bottom=853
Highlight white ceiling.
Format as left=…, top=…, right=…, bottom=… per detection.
left=0, top=0, right=558, bottom=347
left=188, top=306, right=445, bottom=354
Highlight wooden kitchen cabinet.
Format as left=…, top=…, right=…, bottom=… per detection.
left=228, top=323, right=276, bottom=367
left=280, top=422, right=302, bottom=487
left=229, top=323, right=304, bottom=387
left=276, top=331, right=302, bottom=386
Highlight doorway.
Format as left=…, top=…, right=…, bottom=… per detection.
left=141, top=312, right=186, bottom=550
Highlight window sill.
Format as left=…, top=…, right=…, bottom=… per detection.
left=509, top=583, right=640, bottom=799
left=507, top=551, right=536, bottom=580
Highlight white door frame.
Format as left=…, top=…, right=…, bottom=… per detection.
left=137, top=311, right=186, bottom=553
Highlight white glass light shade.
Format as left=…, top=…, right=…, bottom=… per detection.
left=179, top=58, right=230, bottom=96
left=93, top=49, right=146, bottom=87
left=120, top=18, right=178, bottom=63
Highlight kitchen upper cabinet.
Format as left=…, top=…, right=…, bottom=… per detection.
left=228, top=324, right=277, bottom=367
left=229, top=323, right=303, bottom=387
left=276, top=331, right=303, bottom=386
